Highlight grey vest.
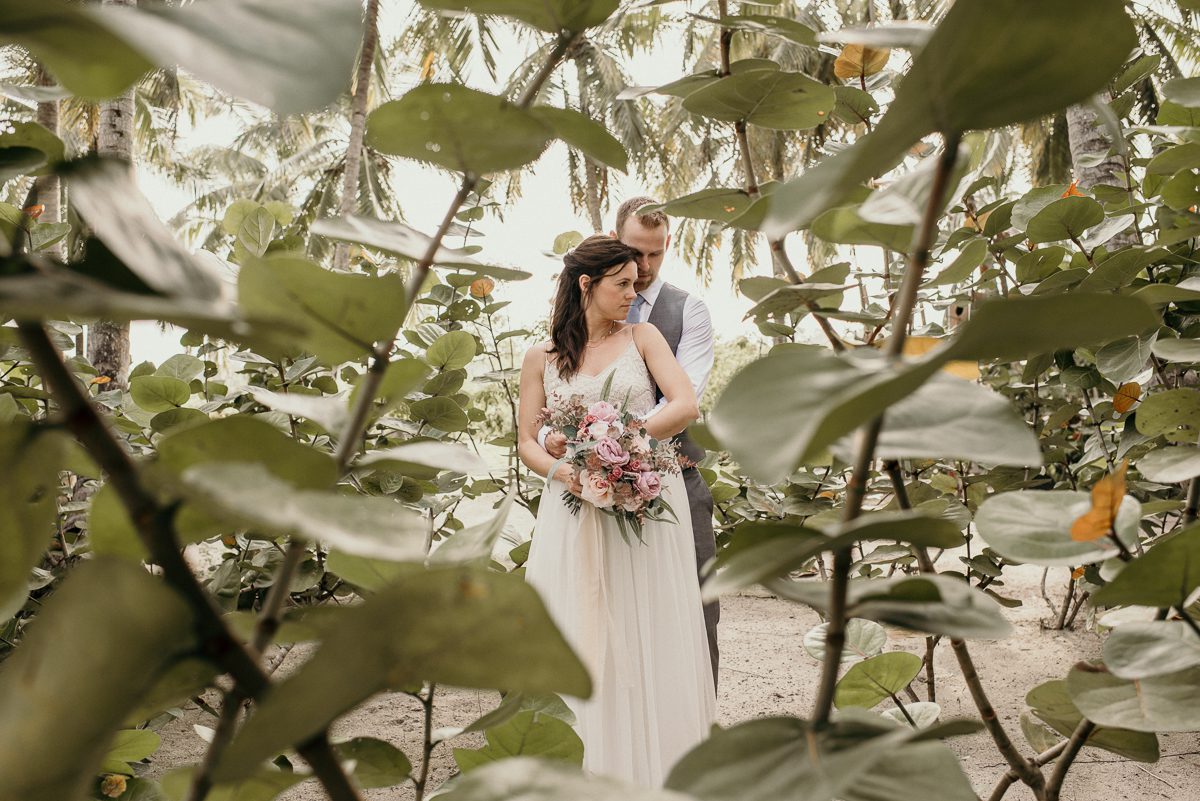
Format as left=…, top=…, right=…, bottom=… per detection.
left=645, top=282, right=706, bottom=464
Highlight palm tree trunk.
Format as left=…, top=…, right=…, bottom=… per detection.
left=1066, top=93, right=1139, bottom=254
left=574, top=53, right=604, bottom=233
left=87, top=0, right=135, bottom=388
left=333, top=0, right=381, bottom=272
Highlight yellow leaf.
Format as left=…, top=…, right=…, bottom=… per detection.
left=1113, top=381, right=1141, bottom=415
left=469, top=277, right=495, bottom=298
left=1070, top=459, right=1128, bottom=542
left=1071, top=566, right=1085, bottom=580
left=420, top=51, right=437, bottom=82
left=834, top=44, right=890, bottom=81
left=877, top=336, right=981, bottom=381
left=91, top=376, right=112, bottom=385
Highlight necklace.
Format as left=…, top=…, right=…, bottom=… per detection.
left=585, top=320, right=619, bottom=348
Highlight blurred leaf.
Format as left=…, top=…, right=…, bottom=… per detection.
left=436, top=758, right=679, bottom=801
left=1104, top=621, right=1200, bottom=679
left=179, top=463, right=426, bottom=560
left=0, top=558, right=192, bottom=801
left=238, top=255, right=406, bottom=365
left=1026, top=679, right=1160, bottom=761
left=1070, top=460, right=1128, bottom=542
left=216, top=566, right=590, bottom=781
left=158, top=416, right=337, bottom=490
left=0, top=423, right=66, bottom=624
left=1138, top=445, right=1200, bottom=483
left=1067, top=664, right=1200, bottom=733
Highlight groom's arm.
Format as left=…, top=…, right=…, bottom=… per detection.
left=643, top=295, right=715, bottom=419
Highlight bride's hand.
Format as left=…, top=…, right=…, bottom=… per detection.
left=555, top=464, right=583, bottom=498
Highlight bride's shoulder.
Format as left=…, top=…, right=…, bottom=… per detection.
left=631, top=322, right=667, bottom=350
left=521, top=340, right=554, bottom=370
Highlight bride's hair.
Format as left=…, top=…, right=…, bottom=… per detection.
left=549, top=234, right=638, bottom=380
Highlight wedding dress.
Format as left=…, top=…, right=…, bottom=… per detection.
left=525, top=337, right=716, bottom=787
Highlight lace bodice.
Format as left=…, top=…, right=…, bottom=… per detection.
left=544, top=339, right=656, bottom=415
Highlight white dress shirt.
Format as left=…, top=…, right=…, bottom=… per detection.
left=629, top=277, right=715, bottom=418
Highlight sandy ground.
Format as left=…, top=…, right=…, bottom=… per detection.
left=145, top=552, right=1200, bottom=801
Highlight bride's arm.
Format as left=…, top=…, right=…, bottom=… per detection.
left=634, top=324, right=700, bottom=440
left=517, top=344, right=578, bottom=485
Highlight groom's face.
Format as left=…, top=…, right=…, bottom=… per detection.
left=614, top=217, right=670, bottom=293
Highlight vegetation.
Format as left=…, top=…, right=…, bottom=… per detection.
left=1, top=1, right=1199, bottom=801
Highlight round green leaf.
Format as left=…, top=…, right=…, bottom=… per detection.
left=333, top=737, right=412, bottom=789
left=646, top=188, right=756, bottom=224
left=711, top=15, right=817, bottom=47
left=157, top=416, right=338, bottom=490
left=0, top=424, right=67, bottom=621
left=1135, top=388, right=1200, bottom=443
left=1067, top=664, right=1200, bottom=733
left=1092, top=526, right=1200, bottom=608
left=1163, top=76, right=1200, bottom=108
left=1139, top=444, right=1200, bottom=483
left=453, top=710, right=583, bottom=772
left=410, top=397, right=470, bottom=432
left=1026, top=196, right=1105, bottom=243
left=682, top=69, right=835, bottom=130
left=367, top=84, right=552, bottom=174
left=155, top=353, right=204, bottom=382
left=928, top=238, right=987, bottom=286
left=531, top=106, right=627, bottom=172
left=803, top=618, right=887, bottom=665
left=811, top=205, right=915, bottom=251
left=0, top=146, right=46, bottom=182
left=436, top=758, right=679, bottom=801
left=1104, top=621, right=1200, bottom=679
left=1026, top=678, right=1160, bottom=762
left=1151, top=338, right=1200, bottom=363
left=974, top=491, right=1141, bottom=567
left=834, top=652, right=923, bottom=710
left=426, top=330, right=478, bottom=370
left=129, top=375, right=191, bottom=413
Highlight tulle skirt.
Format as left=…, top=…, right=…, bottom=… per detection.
left=525, top=472, right=716, bottom=787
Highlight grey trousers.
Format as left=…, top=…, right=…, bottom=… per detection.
left=682, top=464, right=720, bottom=691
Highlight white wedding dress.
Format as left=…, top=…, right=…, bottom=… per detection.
left=525, top=338, right=716, bottom=787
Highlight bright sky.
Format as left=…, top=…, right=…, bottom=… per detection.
left=129, top=7, right=804, bottom=365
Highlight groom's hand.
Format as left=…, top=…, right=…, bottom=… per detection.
left=545, top=431, right=567, bottom=459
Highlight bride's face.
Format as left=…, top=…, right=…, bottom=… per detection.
left=581, top=260, right=638, bottom=322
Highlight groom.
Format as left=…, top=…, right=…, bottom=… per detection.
left=546, top=196, right=720, bottom=689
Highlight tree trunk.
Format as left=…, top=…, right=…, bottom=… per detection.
left=333, top=0, right=381, bottom=272
left=87, top=0, right=135, bottom=388
left=574, top=51, right=604, bottom=233
left=1066, top=94, right=1139, bottom=253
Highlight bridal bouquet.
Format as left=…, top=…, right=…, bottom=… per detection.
left=537, top=392, right=687, bottom=542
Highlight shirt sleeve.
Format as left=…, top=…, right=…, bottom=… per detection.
left=677, top=294, right=716, bottom=402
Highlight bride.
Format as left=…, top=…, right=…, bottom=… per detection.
left=517, top=234, right=716, bottom=787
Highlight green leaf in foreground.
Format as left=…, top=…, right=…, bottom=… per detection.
left=1067, top=663, right=1200, bottom=733
left=0, top=423, right=66, bottom=622
left=216, top=565, right=590, bottom=781
left=416, top=0, right=619, bottom=34
left=1092, top=525, right=1200, bottom=608
left=1025, top=679, right=1159, bottom=762
left=1103, top=621, right=1200, bottom=680
left=436, top=758, right=681, bottom=801
left=0, top=558, right=192, bottom=801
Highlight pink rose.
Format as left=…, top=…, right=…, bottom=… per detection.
left=608, top=467, right=624, bottom=482
left=594, top=437, right=630, bottom=466
left=581, top=471, right=615, bottom=508
left=588, top=401, right=618, bottom=423
left=635, top=470, right=661, bottom=500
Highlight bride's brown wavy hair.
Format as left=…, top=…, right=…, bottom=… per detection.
left=548, top=234, right=638, bottom=381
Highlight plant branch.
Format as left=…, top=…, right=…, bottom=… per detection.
left=988, top=741, right=1068, bottom=801
left=812, top=134, right=961, bottom=727
left=17, top=321, right=362, bottom=801
left=1044, top=719, right=1096, bottom=801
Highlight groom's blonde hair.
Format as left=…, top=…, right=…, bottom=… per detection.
left=615, top=196, right=669, bottom=235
